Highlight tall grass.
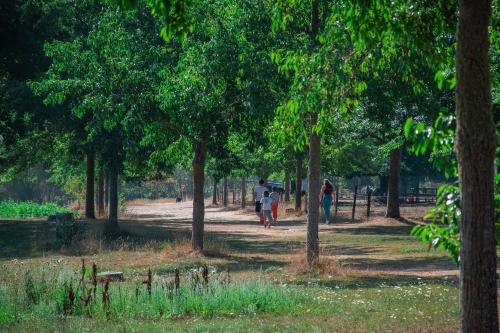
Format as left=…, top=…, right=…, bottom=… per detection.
left=0, top=201, right=72, bottom=218
left=0, top=264, right=298, bottom=325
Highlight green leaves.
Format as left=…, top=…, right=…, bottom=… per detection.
left=411, top=183, right=461, bottom=265
left=404, top=113, right=456, bottom=178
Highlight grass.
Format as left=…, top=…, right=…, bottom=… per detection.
left=0, top=263, right=459, bottom=332
left=0, top=201, right=73, bottom=218
left=0, top=204, right=462, bottom=332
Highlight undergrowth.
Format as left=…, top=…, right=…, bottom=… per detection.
left=0, top=262, right=298, bottom=325
left=0, top=201, right=74, bottom=218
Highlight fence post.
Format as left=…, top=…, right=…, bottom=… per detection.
left=366, top=189, right=372, bottom=217
left=335, top=186, right=339, bottom=217
left=352, top=185, right=358, bottom=221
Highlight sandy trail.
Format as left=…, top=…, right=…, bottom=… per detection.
left=126, top=200, right=459, bottom=278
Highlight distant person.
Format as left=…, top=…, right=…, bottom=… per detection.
left=181, top=185, right=187, bottom=201
left=253, top=179, right=267, bottom=225
left=320, top=179, right=334, bottom=224
left=270, top=187, right=280, bottom=222
left=260, top=191, right=273, bottom=228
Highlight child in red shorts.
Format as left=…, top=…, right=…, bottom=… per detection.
left=269, top=187, right=280, bottom=222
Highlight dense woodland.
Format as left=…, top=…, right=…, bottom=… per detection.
left=0, top=0, right=498, bottom=331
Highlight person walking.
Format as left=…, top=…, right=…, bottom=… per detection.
left=320, top=179, right=334, bottom=224
left=270, top=187, right=280, bottom=222
left=260, top=191, right=273, bottom=228
left=253, top=179, right=267, bottom=225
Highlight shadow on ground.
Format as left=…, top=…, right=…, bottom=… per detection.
left=0, top=213, right=457, bottom=279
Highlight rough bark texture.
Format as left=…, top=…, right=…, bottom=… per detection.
left=307, top=115, right=321, bottom=265
left=107, top=166, right=118, bottom=228
left=85, top=151, right=95, bottom=219
left=97, top=166, right=104, bottom=217
left=192, top=142, right=207, bottom=251
left=241, top=177, right=246, bottom=208
left=223, top=177, right=228, bottom=207
left=306, top=0, right=320, bottom=266
left=295, top=156, right=303, bottom=211
left=385, top=147, right=401, bottom=218
left=212, top=178, right=217, bottom=205
left=456, top=0, right=498, bottom=331
left=284, top=162, right=291, bottom=202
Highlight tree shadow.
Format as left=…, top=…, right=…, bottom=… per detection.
left=331, top=225, right=414, bottom=236
left=341, top=256, right=457, bottom=272
left=290, top=275, right=459, bottom=289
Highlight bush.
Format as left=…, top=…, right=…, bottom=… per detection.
left=0, top=201, right=74, bottom=218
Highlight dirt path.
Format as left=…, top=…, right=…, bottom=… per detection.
left=126, top=200, right=459, bottom=278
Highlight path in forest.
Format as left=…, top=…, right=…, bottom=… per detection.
left=126, top=200, right=459, bottom=278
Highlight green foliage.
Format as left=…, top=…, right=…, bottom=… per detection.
left=0, top=201, right=72, bottom=218
left=117, top=0, right=193, bottom=41
left=411, top=184, right=460, bottom=265
left=404, top=114, right=456, bottom=178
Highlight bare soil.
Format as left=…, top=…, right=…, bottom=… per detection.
left=123, top=200, right=458, bottom=278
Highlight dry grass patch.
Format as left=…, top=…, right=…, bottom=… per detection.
left=286, top=249, right=357, bottom=278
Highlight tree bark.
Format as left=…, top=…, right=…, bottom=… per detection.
left=223, top=177, right=228, bottom=207
left=107, top=166, right=118, bottom=228
left=456, top=0, right=497, bottom=331
left=241, top=177, right=246, bottom=208
left=192, top=142, right=207, bottom=251
left=386, top=147, right=401, bottom=218
left=284, top=161, right=291, bottom=202
left=85, top=150, right=95, bottom=219
left=232, top=182, right=236, bottom=205
left=104, top=170, right=109, bottom=214
left=305, top=0, right=321, bottom=265
left=295, top=156, right=303, bottom=211
left=97, top=165, right=104, bottom=217
left=306, top=114, right=321, bottom=265
left=212, top=178, right=218, bottom=205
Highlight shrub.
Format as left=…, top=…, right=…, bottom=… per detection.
left=0, top=201, right=74, bottom=218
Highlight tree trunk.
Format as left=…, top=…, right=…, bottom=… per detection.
left=232, top=182, right=236, bottom=205
left=295, top=156, right=303, bottom=211
left=456, top=0, right=498, bottom=331
left=284, top=161, right=291, bottom=202
left=107, top=166, right=118, bottom=228
left=212, top=178, right=217, bottom=205
left=386, top=147, right=401, bottom=218
left=85, top=150, right=95, bottom=219
left=306, top=114, right=320, bottom=265
left=241, top=177, right=246, bottom=208
left=104, top=171, right=109, bottom=214
left=192, top=142, right=207, bottom=251
left=97, top=165, right=104, bottom=217
left=223, top=177, right=228, bottom=207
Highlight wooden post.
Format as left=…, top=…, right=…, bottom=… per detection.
left=366, top=189, right=372, bottom=217
left=334, top=186, right=339, bottom=217
left=352, top=185, right=358, bottom=221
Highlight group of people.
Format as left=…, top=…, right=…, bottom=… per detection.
left=252, top=179, right=280, bottom=228
left=253, top=178, right=335, bottom=226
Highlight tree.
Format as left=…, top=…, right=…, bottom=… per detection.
left=335, top=0, right=498, bottom=329
left=31, top=4, right=169, bottom=228
left=455, top=0, right=497, bottom=330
